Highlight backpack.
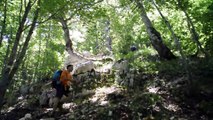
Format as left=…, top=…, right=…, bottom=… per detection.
left=52, top=70, right=63, bottom=88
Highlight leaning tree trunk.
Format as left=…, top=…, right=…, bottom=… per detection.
left=151, top=0, right=182, bottom=52
left=135, top=0, right=176, bottom=60
left=183, top=10, right=207, bottom=57
left=176, top=0, right=207, bottom=57
left=152, top=0, right=192, bottom=83
left=59, top=18, right=73, bottom=54
left=0, top=1, right=39, bottom=111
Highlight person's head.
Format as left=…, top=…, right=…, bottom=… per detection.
left=67, top=64, right=73, bottom=72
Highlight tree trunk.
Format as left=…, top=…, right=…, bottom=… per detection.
left=7, top=1, right=32, bottom=68
left=104, top=20, right=113, bottom=54
left=184, top=10, right=207, bottom=57
left=135, top=0, right=176, bottom=60
left=151, top=0, right=185, bottom=58
left=176, top=0, right=207, bottom=57
left=152, top=0, right=192, bottom=84
left=0, top=1, right=32, bottom=110
left=10, top=4, right=39, bottom=79
left=59, top=18, right=73, bottom=54
left=0, top=0, right=39, bottom=111
left=0, top=0, right=7, bottom=47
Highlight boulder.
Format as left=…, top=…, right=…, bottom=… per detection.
left=39, top=91, right=48, bottom=106
left=113, top=59, right=129, bottom=75
left=73, top=61, right=95, bottom=75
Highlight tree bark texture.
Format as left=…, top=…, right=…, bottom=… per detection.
left=136, top=0, right=176, bottom=60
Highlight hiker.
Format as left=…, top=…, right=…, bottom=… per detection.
left=52, top=64, right=74, bottom=114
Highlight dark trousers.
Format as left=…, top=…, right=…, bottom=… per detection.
left=55, top=84, right=69, bottom=99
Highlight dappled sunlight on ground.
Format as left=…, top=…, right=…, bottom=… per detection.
left=89, top=85, right=121, bottom=106
left=1, top=67, right=212, bottom=120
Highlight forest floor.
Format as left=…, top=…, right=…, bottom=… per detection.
left=1, top=58, right=213, bottom=120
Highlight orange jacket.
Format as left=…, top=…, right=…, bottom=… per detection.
left=60, top=70, right=73, bottom=87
